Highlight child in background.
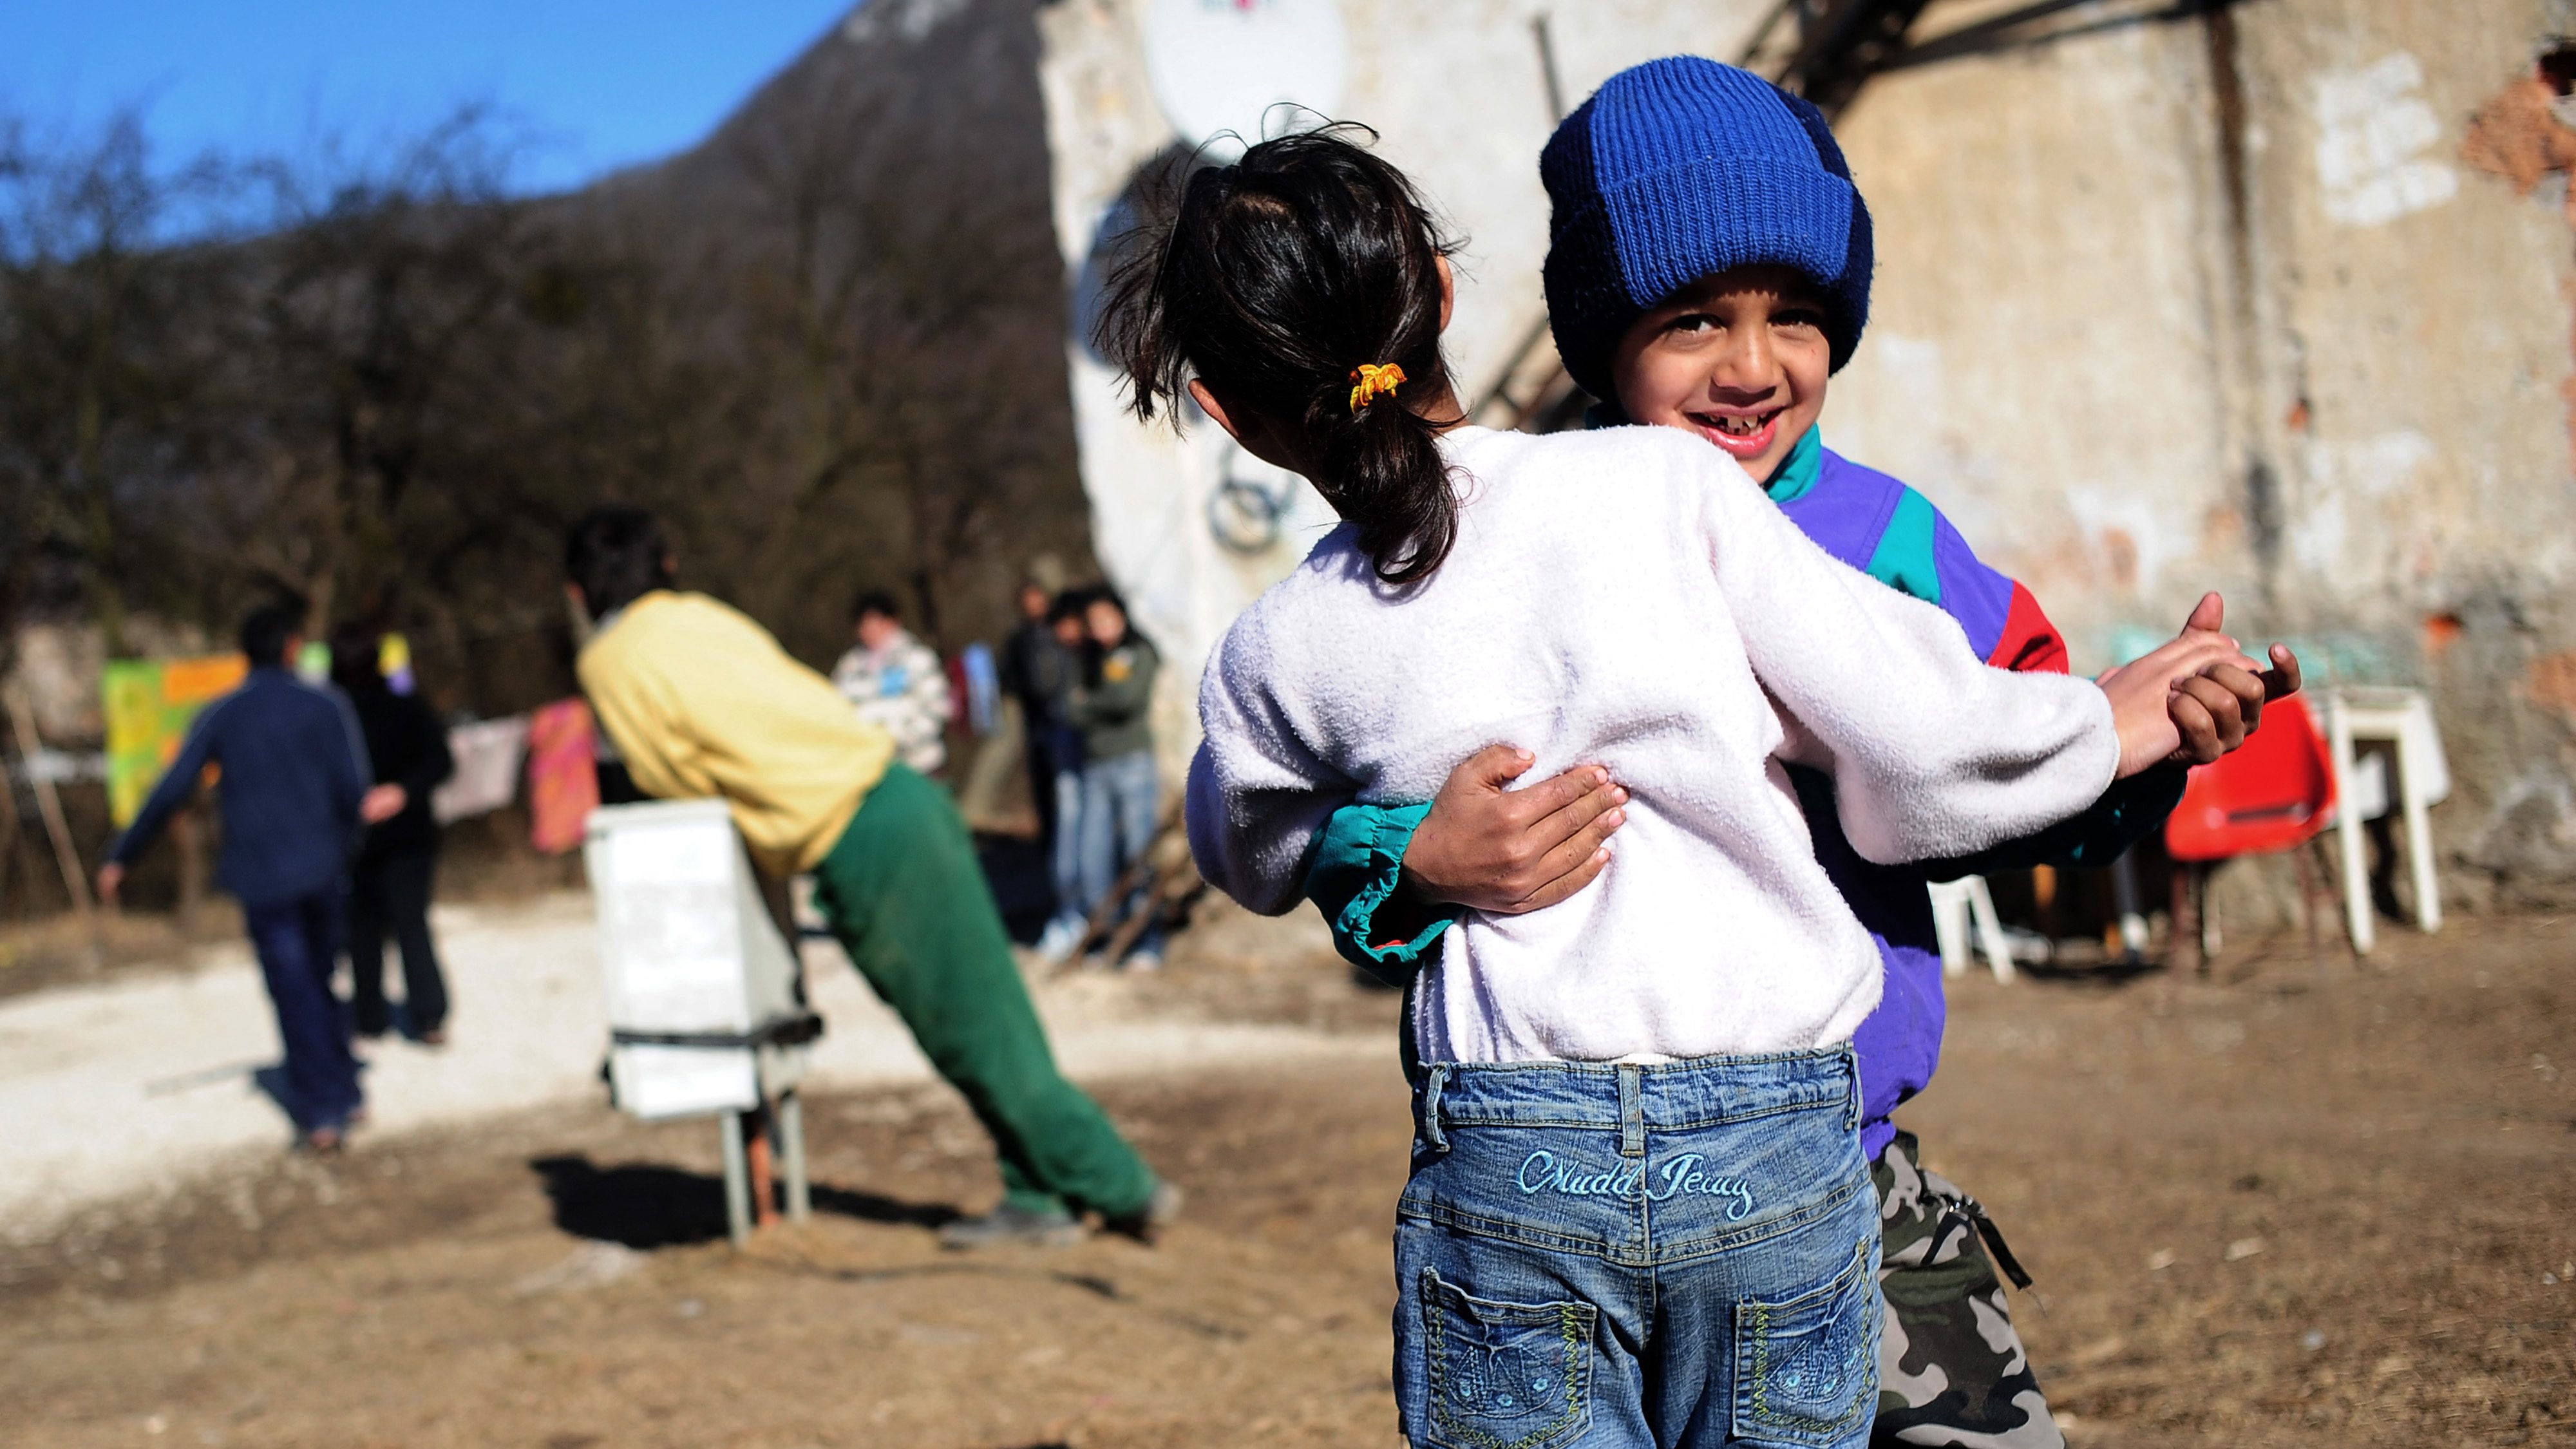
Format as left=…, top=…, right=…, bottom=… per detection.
left=1067, top=589, right=1166, bottom=971
left=1105, top=128, right=2268, bottom=1449
left=1300, top=59, right=2297, bottom=1448
left=1034, top=590, right=1095, bottom=961
left=831, top=589, right=951, bottom=775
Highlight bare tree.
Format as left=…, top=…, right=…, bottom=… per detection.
left=0, top=111, right=235, bottom=654
left=0, top=0, right=1096, bottom=719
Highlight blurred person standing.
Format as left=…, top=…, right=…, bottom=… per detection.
left=98, top=601, right=375, bottom=1152
left=1069, top=589, right=1164, bottom=971
left=998, top=559, right=1070, bottom=848
left=832, top=589, right=950, bottom=775
left=330, top=629, right=457, bottom=1045
left=1032, top=590, right=1094, bottom=962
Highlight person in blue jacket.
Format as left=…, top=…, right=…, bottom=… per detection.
left=99, top=601, right=381, bottom=1151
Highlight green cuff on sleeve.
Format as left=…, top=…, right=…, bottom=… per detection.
left=1921, top=761, right=2192, bottom=878
left=1304, top=800, right=1457, bottom=985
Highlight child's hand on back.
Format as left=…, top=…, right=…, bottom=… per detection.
left=2100, top=592, right=2302, bottom=777
left=1399, top=746, right=1629, bottom=913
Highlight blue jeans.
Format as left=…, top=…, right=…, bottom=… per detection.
left=1076, top=749, right=1163, bottom=952
left=1050, top=768, right=1087, bottom=925
left=1395, top=1048, right=1879, bottom=1449
left=243, top=889, right=364, bottom=1133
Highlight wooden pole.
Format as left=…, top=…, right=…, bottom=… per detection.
left=5, top=688, right=92, bottom=918
left=0, top=738, right=26, bottom=920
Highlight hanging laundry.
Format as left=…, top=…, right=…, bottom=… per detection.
left=432, top=715, right=531, bottom=824
left=960, top=640, right=1000, bottom=737
left=525, top=699, right=600, bottom=854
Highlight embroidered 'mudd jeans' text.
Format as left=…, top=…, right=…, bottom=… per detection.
left=1395, top=1048, right=1880, bottom=1449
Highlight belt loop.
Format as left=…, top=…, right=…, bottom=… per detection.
left=1419, top=1063, right=1450, bottom=1153
left=1618, top=1064, right=1645, bottom=1159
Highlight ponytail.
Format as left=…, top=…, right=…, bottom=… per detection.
left=1308, top=375, right=1457, bottom=585
left=1095, top=126, right=1463, bottom=587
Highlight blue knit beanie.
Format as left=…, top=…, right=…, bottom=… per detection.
left=1541, top=57, right=1874, bottom=404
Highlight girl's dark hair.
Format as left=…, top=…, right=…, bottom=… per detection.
left=1097, top=126, right=1462, bottom=587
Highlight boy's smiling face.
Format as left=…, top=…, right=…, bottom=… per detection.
left=1609, top=264, right=1832, bottom=486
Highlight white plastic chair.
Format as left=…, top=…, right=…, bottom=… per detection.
left=2323, top=687, right=2448, bottom=954
left=1926, top=875, right=2014, bottom=982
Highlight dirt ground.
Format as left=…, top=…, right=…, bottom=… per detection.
left=3, top=911, right=2570, bottom=1448
left=0, top=809, right=591, bottom=1005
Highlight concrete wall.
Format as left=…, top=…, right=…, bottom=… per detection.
left=1035, top=0, right=1777, bottom=770
left=1037, top=0, right=2576, bottom=904
left=1829, top=0, right=2576, bottom=905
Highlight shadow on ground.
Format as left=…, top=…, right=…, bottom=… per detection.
left=529, top=1154, right=960, bottom=1247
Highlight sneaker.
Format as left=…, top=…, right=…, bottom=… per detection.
left=1034, top=915, right=1085, bottom=966
left=938, top=1202, right=1084, bottom=1250
left=1103, top=1180, right=1183, bottom=1245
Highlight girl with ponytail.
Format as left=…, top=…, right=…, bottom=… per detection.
left=1101, top=128, right=2259, bottom=1449
left=1101, top=126, right=1463, bottom=586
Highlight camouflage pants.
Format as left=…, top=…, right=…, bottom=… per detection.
left=1871, top=1131, right=2063, bottom=1448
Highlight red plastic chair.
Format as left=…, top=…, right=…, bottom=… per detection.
left=2163, top=693, right=2341, bottom=969
left=2165, top=693, right=2334, bottom=860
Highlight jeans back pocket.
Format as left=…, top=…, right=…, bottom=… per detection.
left=1731, top=1238, right=1879, bottom=1448
left=1419, top=1269, right=1596, bottom=1449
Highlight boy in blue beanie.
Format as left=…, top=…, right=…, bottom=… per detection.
left=1300, top=56, right=2295, bottom=1449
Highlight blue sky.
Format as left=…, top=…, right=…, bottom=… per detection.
left=1, top=2, right=860, bottom=194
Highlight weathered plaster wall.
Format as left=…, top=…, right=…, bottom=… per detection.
left=1037, top=0, right=2576, bottom=900
left=1035, top=0, right=1776, bottom=767
left=1830, top=0, right=2576, bottom=902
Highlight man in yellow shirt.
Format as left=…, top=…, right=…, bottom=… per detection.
left=566, top=507, right=1172, bottom=1247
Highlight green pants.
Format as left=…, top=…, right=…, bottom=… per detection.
left=810, top=764, right=1156, bottom=1218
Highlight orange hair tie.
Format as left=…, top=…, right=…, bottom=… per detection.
left=1348, top=362, right=1408, bottom=413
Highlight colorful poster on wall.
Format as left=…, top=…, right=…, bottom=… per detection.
left=102, top=654, right=250, bottom=827
left=525, top=697, right=599, bottom=855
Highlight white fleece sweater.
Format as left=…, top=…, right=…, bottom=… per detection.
left=1188, top=424, right=2120, bottom=1065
